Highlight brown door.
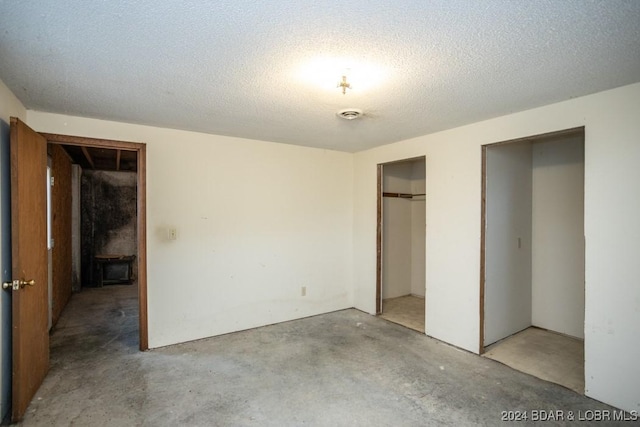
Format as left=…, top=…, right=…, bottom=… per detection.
left=6, top=117, right=49, bottom=421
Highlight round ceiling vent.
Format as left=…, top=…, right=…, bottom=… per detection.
left=336, top=108, right=363, bottom=120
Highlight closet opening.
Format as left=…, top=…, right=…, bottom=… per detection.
left=376, top=157, right=426, bottom=333
left=480, top=127, right=585, bottom=394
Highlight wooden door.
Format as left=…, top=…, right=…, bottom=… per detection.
left=7, top=117, right=49, bottom=421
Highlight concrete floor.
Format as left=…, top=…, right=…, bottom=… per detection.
left=380, top=295, right=425, bottom=333
left=483, top=327, right=585, bottom=394
left=19, top=285, right=618, bottom=426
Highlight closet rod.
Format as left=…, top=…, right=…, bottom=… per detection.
left=382, top=192, right=425, bottom=198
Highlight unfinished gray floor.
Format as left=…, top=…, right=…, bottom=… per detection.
left=483, top=327, right=585, bottom=394
left=19, top=285, right=619, bottom=426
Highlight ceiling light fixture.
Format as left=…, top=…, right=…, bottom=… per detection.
left=295, top=58, right=388, bottom=94
left=337, top=75, right=351, bottom=95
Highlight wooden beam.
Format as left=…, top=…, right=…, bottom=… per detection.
left=116, top=149, right=121, bottom=171
left=81, top=146, right=95, bottom=169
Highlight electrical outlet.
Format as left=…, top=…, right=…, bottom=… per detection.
left=301, top=286, right=306, bottom=296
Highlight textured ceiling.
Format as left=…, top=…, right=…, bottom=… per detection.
left=0, top=1, right=639, bottom=152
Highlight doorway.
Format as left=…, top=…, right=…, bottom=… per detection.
left=42, top=133, right=148, bottom=350
left=480, top=127, right=585, bottom=393
left=376, top=157, right=426, bottom=332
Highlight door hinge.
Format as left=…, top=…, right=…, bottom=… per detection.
left=50, top=176, right=55, bottom=186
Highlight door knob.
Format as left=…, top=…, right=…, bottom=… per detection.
left=2, top=279, right=36, bottom=290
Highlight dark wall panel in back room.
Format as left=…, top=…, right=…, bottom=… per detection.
left=81, top=170, right=137, bottom=287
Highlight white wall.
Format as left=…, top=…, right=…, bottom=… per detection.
left=26, top=111, right=354, bottom=349
left=410, top=160, right=426, bottom=297
left=382, top=197, right=412, bottom=299
left=0, top=79, right=27, bottom=420
left=353, top=83, right=640, bottom=412
left=484, top=142, right=532, bottom=346
left=532, top=135, right=585, bottom=339
left=583, top=88, right=640, bottom=412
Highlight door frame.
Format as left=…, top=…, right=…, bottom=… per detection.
left=376, top=164, right=383, bottom=314
left=376, top=156, right=426, bottom=317
left=40, top=132, right=148, bottom=350
left=478, top=126, right=584, bottom=354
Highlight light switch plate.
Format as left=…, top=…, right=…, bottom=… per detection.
left=168, top=228, right=177, bottom=240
